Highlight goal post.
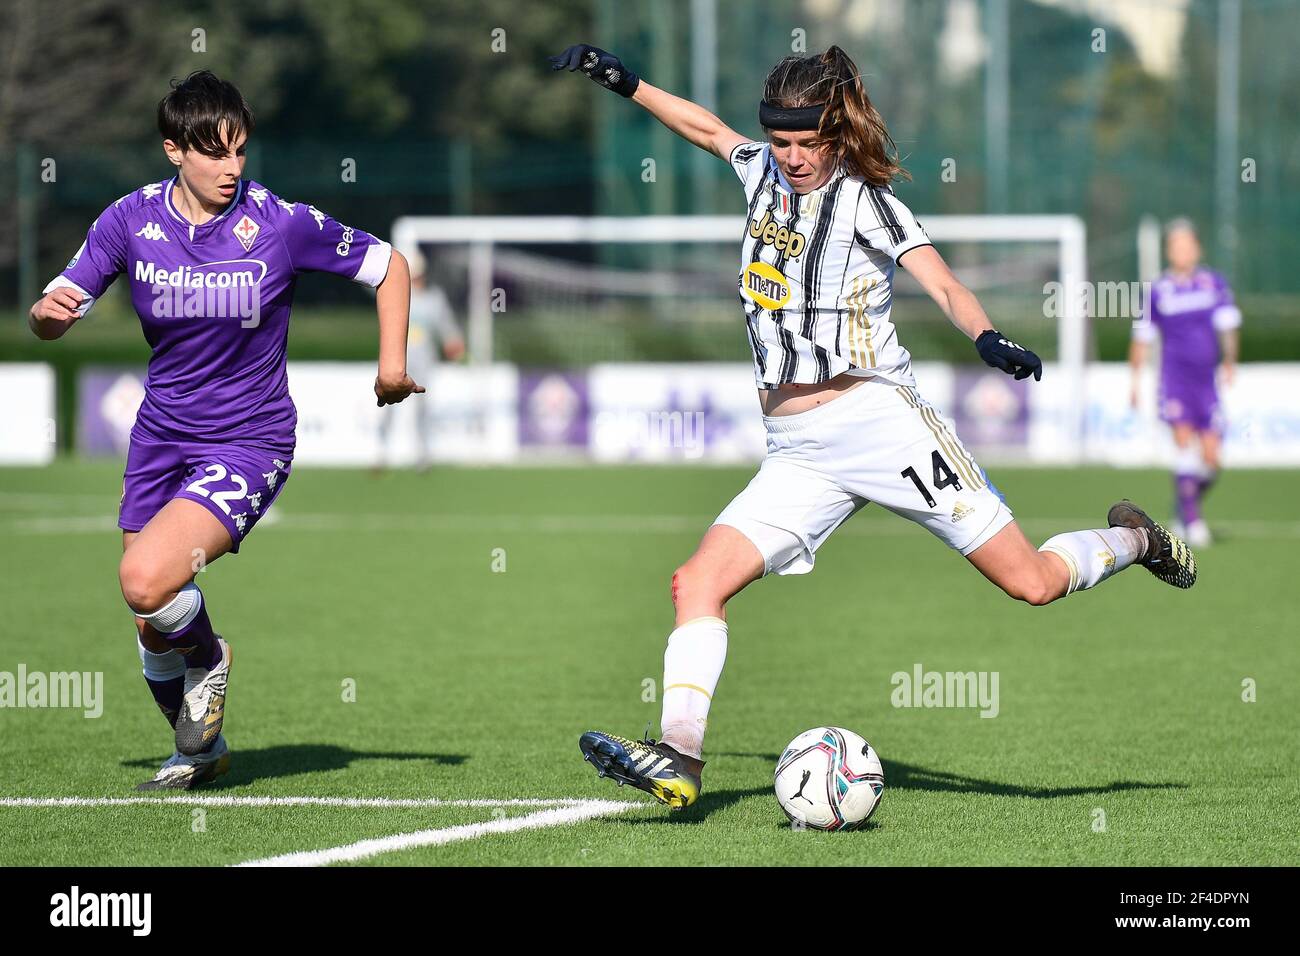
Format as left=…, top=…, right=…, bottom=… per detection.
left=391, top=213, right=1088, bottom=458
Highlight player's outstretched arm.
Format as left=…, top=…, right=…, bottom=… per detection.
left=373, top=249, right=426, bottom=407
left=28, top=288, right=85, bottom=341
left=631, top=81, right=749, bottom=161
left=1128, top=338, right=1149, bottom=408
left=902, top=244, right=1042, bottom=381
left=549, top=43, right=747, bottom=161
left=1218, top=326, right=1239, bottom=387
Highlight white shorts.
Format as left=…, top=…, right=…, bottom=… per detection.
left=714, top=377, right=1013, bottom=576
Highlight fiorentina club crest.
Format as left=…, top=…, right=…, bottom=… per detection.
left=233, top=214, right=260, bottom=252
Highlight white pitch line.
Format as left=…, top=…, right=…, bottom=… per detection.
left=271, top=512, right=707, bottom=534
left=8, top=510, right=1300, bottom=539
left=0, top=795, right=604, bottom=809
left=0, top=491, right=122, bottom=509
left=10, top=512, right=1300, bottom=541
left=234, top=799, right=639, bottom=867
left=7, top=515, right=121, bottom=533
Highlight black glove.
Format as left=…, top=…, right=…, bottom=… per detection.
left=975, top=330, right=1042, bottom=381
left=548, top=44, right=640, bottom=98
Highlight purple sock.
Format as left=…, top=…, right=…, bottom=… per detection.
left=164, top=601, right=220, bottom=669
left=1197, top=470, right=1218, bottom=500
left=1175, top=473, right=1201, bottom=526
left=143, top=675, right=184, bottom=728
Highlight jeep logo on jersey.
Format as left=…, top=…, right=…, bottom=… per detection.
left=743, top=261, right=792, bottom=311
left=233, top=215, right=260, bottom=252
left=747, top=210, right=807, bottom=258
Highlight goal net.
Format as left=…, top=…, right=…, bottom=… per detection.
left=391, top=214, right=1087, bottom=454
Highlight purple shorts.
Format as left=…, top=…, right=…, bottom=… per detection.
left=119, top=432, right=293, bottom=553
left=1159, top=377, right=1222, bottom=433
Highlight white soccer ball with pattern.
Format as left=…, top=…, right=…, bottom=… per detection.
left=774, top=727, right=885, bottom=831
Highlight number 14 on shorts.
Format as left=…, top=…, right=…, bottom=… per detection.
left=901, top=450, right=962, bottom=509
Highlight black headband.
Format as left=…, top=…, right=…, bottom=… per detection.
left=758, top=100, right=825, bottom=131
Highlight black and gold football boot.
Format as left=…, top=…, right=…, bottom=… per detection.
left=1108, top=500, right=1197, bottom=589
left=579, top=731, right=704, bottom=810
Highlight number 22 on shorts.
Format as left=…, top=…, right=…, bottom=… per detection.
left=185, top=463, right=249, bottom=515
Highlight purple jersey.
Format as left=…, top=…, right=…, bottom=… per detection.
left=1132, top=267, right=1239, bottom=432
left=1133, top=267, right=1240, bottom=382
left=47, top=178, right=392, bottom=452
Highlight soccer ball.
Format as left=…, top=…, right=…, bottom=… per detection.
left=774, top=727, right=885, bottom=831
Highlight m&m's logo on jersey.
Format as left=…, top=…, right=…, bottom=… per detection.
left=743, top=261, right=792, bottom=311
left=748, top=209, right=807, bottom=258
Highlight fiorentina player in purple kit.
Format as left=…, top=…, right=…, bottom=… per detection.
left=27, top=72, right=423, bottom=789
left=1130, top=219, right=1241, bottom=548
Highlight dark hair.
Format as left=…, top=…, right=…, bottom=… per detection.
left=762, top=46, right=907, bottom=186
left=157, top=70, right=254, bottom=157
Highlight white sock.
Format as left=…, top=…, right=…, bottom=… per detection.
left=137, top=637, right=186, bottom=681
left=134, top=582, right=202, bottom=632
left=1039, top=527, right=1146, bottom=594
left=660, top=616, right=727, bottom=759
left=1174, top=443, right=1202, bottom=476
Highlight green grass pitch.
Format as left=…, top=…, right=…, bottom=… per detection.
left=1, top=460, right=1296, bottom=866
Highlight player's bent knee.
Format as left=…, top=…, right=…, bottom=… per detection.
left=1000, top=571, right=1056, bottom=607
left=671, top=564, right=704, bottom=607
left=1018, top=583, right=1056, bottom=607
left=118, top=555, right=178, bottom=616
left=670, top=560, right=724, bottom=610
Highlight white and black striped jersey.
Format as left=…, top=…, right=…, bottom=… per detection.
left=729, top=140, right=932, bottom=389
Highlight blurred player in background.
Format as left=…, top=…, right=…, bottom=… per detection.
left=27, top=71, right=422, bottom=790
left=374, top=247, right=464, bottom=472
left=552, top=42, right=1199, bottom=812
left=1129, top=218, right=1240, bottom=548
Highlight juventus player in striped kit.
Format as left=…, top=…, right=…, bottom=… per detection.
left=28, top=72, right=421, bottom=789
left=551, top=44, right=1197, bottom=809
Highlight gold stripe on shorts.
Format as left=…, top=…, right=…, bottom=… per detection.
left=897, top=387, right=985, bottom=491
left=920, top=405, right=985, bottom=491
